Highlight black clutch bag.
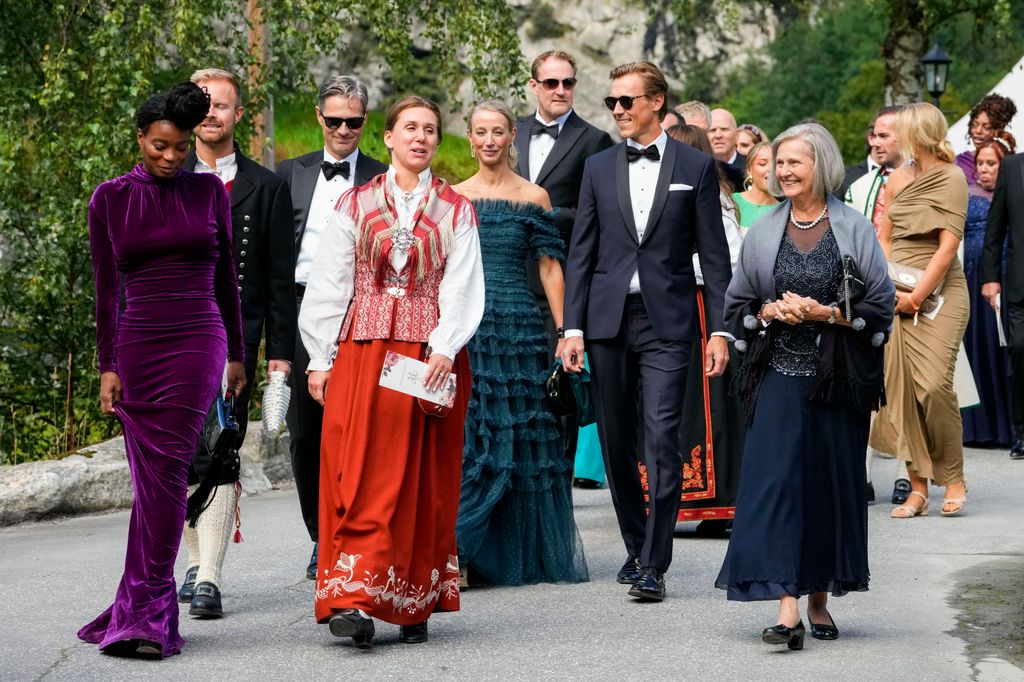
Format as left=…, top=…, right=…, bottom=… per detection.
left=836, top=255, right=867, bottom=321
left=186, top=394, right=239, bottom=527
left=545, top=360, right=596, bottom=427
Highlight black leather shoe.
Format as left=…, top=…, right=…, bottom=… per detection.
left=1010, top=440, right=1024, bottom=460
left=306, top=543, right=318, bottom=580
left=177, top=566, right=198, bottom=603
left=399, top=620, right=428, bottom=644
left=627, top=567, right=666, bottom=601
left=762, top=620, right=805, bottom=650
left=891, top=478, right=911, bottom=505
left=572, top=477, right=602, bottom=489
left=866, top=481, right=876, bottom=505
left=328, top=609, right=375, bottom=649
left=810, top=613, right=839, bottom=640
left=189, top=581, right=223, bottom=618
left=615, top=556, right=642, bottom=585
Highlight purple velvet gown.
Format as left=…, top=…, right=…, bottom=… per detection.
left=78, top=164, right=243, bottom=657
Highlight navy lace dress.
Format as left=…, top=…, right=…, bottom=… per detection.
left=456, top=199, right=588, bottom=585
left=717, top=223, right=871, bottom=601
left=961, top=192, right=1012, bottom=445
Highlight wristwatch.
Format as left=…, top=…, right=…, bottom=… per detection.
left=556, top=326, right=565, bottom=339
left=827, top=306, right=837, bottom=324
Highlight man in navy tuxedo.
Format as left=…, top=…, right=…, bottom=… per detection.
left=561, top=61, right=732, bottom=602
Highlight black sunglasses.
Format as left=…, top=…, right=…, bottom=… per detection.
left=322, top=115, right=365, bottom=130
left=537, top=77, right=577, bottom=90
left=603, top=94, right=650, bottom=111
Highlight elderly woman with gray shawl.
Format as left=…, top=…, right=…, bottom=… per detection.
left=715, top=123, right=893, bottom=651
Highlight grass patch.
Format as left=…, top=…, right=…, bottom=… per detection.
left=273, top=95, right=476, bottom=183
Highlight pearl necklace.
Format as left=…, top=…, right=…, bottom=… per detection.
left=789, top=204, right=828, bottom=230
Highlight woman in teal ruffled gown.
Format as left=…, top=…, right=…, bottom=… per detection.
left=453, top=100, right=588, bottom=585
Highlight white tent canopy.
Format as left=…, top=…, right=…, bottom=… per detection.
left=948, top=55, right=1024, bottom=155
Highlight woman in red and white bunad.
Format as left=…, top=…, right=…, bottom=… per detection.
left=298, top=95, right=484, bottom=649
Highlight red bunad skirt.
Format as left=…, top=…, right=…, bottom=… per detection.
left=314, top=337, right=470, bottom=626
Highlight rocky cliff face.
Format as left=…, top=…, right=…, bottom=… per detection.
left=508, top=0, right=782, bottom=132
left=314, top=0, right=785, bottom=135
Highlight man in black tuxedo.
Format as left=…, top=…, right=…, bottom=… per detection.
left=277, top=75, right=388, bottom=578
left=982, top=152, right=1024, bottom=459
left=513, top=50, right=614, bottom=486
left=514, top=50, right=614, bottom=332
left=561, top=61, right=732, bottom=601
left=180, top=68, right=297, bottom=617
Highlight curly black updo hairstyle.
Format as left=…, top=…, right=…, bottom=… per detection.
left=968, top=94, right=1018, bottom=134
left=135, top=81, right=211, bottom=133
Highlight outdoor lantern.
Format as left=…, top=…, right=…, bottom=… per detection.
left=922, top=43, right=952, bottom=107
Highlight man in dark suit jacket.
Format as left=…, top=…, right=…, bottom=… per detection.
left=561, top=62, right=732, bottom=602
left=277, top=75, right=388, bottom=579
left=982, top=152, right=1024, bottom=459
left=179, top=69, right=297, bottom=617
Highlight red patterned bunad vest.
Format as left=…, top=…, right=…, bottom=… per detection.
left=339, top=174, right=474, bottom=343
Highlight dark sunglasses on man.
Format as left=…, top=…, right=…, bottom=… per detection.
left=322, top=115, right=365, bottom=130
left=536, top=77, right=577, bottom=91
left=603, top=94, right=650, bottom=111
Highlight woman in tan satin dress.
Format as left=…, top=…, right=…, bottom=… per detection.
left=870, top=102, right=970, bottom=518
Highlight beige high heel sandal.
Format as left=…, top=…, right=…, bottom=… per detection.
left=891, top=490, right=929, bottom=518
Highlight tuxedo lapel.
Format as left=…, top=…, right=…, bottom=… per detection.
left=640, top=140, right=677, bottom=246
left=514, top=118, right=531, bottom=180
left=353, top=151, right=381, bottom=186
left=615, top=144, right=639, bottom=245
left=535, top=114, right=585, bottom=185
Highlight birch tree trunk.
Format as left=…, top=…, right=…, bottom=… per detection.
left=883, top=0, right=926, bottom=105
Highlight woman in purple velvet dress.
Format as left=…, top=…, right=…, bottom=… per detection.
left=79, top=82, right=246, bottom=658
left=954, top=94, right=1017, bottom=185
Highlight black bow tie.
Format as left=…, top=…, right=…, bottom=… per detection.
left=626, top=145, right=660, bottom=163
left=321, top=160, right=351, bottom=181
left=531, top=120, right=559, bottom=139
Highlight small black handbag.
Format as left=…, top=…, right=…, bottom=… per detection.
left=836, top=255, right=867, bottom=321
left=545, top=359, right=596, bottom=427
left=186, top=394, right=239, bottom=527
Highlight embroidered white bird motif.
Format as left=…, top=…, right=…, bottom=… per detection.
left=335, top=552, right=362, bottom=572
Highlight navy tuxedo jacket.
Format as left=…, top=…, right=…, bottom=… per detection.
left=564, top=137, right=732, bottom=341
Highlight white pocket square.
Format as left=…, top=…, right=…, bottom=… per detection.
left=669, top=183, right=693, bottom=191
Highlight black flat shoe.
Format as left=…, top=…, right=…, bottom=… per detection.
left=399, top=621, right=428, bottom=644
left=694, top=520, right=731, bottom=538
left=627, top=567, right=666, bottom=601
left=177, top=566, right=198, bottom=603
left=306, top=543, right=319, bottom=580
left=616, top=556, right=642, bottom=585
left=866, top=480, right=876, bottom=505
left=891, top=478, right=911, bottom=505
left=1010, top=440, right=1024, bottom=460
left=329, top=609, right=375, bottom=649
left=572, top=477, right=602, bottom=489
left=189, top=581, right=223, bottom=618
left=762, top=621, right=805, bottom=650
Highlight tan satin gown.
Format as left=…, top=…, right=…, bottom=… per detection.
left=869, top=164, right=969, bottom=485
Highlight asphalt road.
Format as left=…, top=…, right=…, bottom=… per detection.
left=2, top=447, right=1023, bottom=681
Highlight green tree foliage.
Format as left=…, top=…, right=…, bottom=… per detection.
left=713, top=0, right=1023, bottom=163
left=0, top=1, right=524, bottom=464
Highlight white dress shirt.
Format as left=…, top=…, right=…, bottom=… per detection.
left=528, top=109, right=573, bottom=183
left=626, top=131, right=668, bottom=294
left=298, top=166, right=485, bottom=371
left=694, top=191, right=743, bottom=284
left=294, top=147, right=361, bottom=285
left=194, top=151, right=238, bottom=185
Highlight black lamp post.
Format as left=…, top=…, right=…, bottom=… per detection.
left=922, top=43, right=952, bottom=107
